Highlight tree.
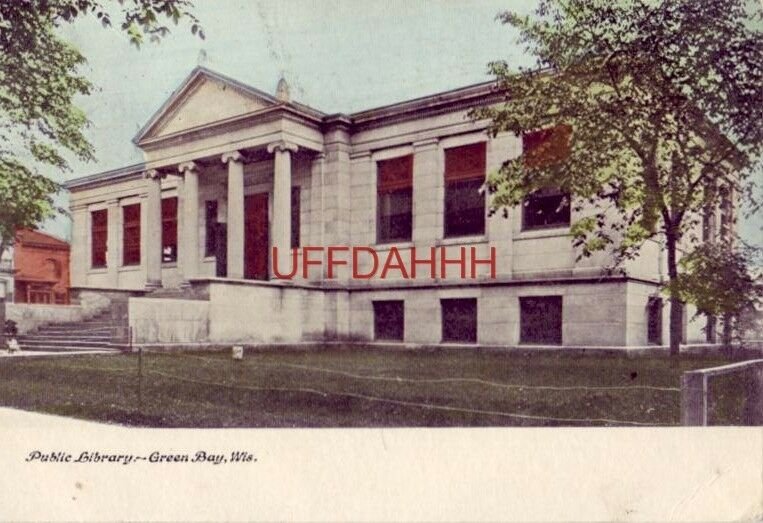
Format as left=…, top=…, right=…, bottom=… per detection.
left=0, top=0, right=203, bottom=256
left=473, top=0, right=763, bottom=356
left=670, top=242, right=762, bottom=353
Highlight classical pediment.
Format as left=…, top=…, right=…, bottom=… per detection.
left=134, top=67, right=280, bottom=144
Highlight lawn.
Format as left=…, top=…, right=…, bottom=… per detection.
left=0, top=348, right=743, bottom=427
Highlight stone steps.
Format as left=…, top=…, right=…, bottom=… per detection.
left=16, top=311, right=122, bottom=353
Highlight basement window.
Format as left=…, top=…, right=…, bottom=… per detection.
left=441, top=298, right=478, bottom=343
left=373, top=300, right=405, bottom=341
left=520, top=296, right=563, bottom=345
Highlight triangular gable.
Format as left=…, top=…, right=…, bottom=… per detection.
left=134, top=66, right=282, bottom=144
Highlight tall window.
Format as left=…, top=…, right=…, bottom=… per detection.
left=522, top=190, right=571, bottom=230
left=90, top=209, right=107, bottom=268
left=205, top=200, right=218, bottom=257
left=122, top=203, right=141, bottom=266
left=444, top=142, right=486, bottom=237
left=522, top=125, right=572, bottom=169
left=520, top=296, right=563, bottom=345
left=291, top=187, right=300, bottom=249
left=377, top=155, right=413, bottom=243
left=373, top=300, right=404, bottom=341
left=521, top=126, right=572, bottom=231
left=161, top=197, right=178, bottom=263
left=647, top=296, right=663, bottom=345
left=441, top=298, right=478, bottom=343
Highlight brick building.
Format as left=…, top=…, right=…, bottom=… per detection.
left=12, top=229, right=71, bottom=305
left=64, top=67, right=721, bottom=348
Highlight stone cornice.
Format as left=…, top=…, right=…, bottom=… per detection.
left=136, top=104, right=323, bottom=151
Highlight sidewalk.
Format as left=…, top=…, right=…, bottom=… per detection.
left=0, top=349, right=117, bottom=358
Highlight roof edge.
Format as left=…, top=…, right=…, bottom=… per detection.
left=64, top=162, right=146, bottom=191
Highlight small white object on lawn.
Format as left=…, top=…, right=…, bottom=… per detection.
left=7, top=338, right=20, bottom=353
left=232, top=345, right=243, bottom=360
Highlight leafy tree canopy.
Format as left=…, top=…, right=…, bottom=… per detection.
left=670, top=242, right=761, bottom=320
left=0, top=0, right=201, bottom=254
left=473, top=0, right=763, bottom=354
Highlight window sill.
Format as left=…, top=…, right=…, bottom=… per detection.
left=372, top=241, right=414, bottom=250
left=436, top=235, right=488, bottom=247
left=88, top=267, right=108, bottom=274
left=118, top=265, right=142, bottom=273
left=515, top=227, right=570, bottom=241
left=162, top=262, right=178, bottom=268
left=203, top=255, right=217, bottom=262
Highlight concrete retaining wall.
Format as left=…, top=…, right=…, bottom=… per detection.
left=129, top=298, right=210, bottom=343
left=5, top=303, right=84, bottom=334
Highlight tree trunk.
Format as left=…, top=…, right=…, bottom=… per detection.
left=722, top=312, right=733, bottom=359
left=665, top=228, right=682, bottom=358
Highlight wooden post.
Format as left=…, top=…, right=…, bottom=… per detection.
left=0, top=296, right=5, bottom=349
left=742, top=366, right=763, bottom=425
left=681, top=371, right=707, bottom=426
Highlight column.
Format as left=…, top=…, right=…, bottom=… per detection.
left=144, top=169, right=164, bottom=289
left=412, top=138, right=442, bottom=245
left=178, top=161, right=199, bottom=283
left=69, top=204, right=89, bottom=288
left=267, top=140, right=298, bottom=276
left=105, top=198, right=120, bottom=287
left=222, top=151, right=245, bottom=279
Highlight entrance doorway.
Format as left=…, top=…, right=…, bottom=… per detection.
left=244, top=192, right=269, bottom=280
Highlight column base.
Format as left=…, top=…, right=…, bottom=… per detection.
left=145, top=280, right=162, bottom=291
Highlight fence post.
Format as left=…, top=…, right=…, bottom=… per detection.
left=0, top=296, right=5, bottom=349
left=681, top=371, right=707, bottom=426
left=742, top=365, right=763, bottom=425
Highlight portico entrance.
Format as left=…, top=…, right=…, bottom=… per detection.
left=244, top=192, right=269, bottom=280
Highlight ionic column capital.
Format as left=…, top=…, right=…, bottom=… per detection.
left=267, top=140, right=299, bottom=155
left=221, top=151, right=244, bottom=165
left=178, top=161, right=198, bottom=174
left=144, top=169, right=166, bottom=181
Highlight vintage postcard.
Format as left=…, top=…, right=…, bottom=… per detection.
left=0, top=0, right=761, bottom=520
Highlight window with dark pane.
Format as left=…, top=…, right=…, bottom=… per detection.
left=444, top=142, right=486, bottom=237
left=441, top=298, right=478, bottom=343
left=90, top=209, right=107, bottom=268
left=373, top=300, right=404, bottom=341
left=522, top=190, right=571, bottom=230
left=520, top=296, right=562, bottom=345
left=377, top=155, right=413, bottom=243
left=161, top=197, right=178, bottom=263
left=646, top=296, right=663, bottom=345
left=122, top=203, right=141, bottom=266
left=291, top=187, right=300, bottom=249
left=205, top=200, right=218, bottom=257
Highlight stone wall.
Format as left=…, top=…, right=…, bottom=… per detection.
left=5, top=303, right=84, bottom=334
left=129, top=297, right=209, bottom=343
left=207, top=281, right=331, bottom=343
left=349, top=280, right=630, bottom=347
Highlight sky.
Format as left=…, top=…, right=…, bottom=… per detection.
left=43, top=0, right=760, bottom=247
